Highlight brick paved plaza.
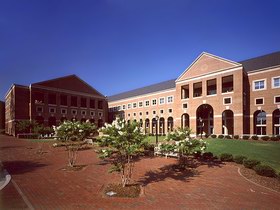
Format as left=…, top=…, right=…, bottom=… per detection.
left=0, top=135, right=279, bottom=210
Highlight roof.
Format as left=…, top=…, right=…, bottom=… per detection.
left=239, top=51, right=280, bottom=72
left=108, top=79, right=176, bottom=102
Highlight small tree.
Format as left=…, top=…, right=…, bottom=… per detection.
left=98, top=118, right=145, bottom=187
left=165, top=127, right=192, bottom=141
left=16, top=120, right=38, bottom=133
left=53, top=120, right=96, bottom=167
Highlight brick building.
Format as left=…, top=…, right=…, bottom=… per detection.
left=5, top=75, right=108, bottom=136
left=0, top=101, right=4, bottom=130
left=108, top=52, right=280, bottom=136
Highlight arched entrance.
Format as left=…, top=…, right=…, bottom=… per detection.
left=196, top=104, right=214, bottom=135
left=98, top=119, right=103, bottom=128
left=222, top=110, right=234, bottom=135
left=145, top=119, right=150, bottom=134
left=181, top=114, right=190, bottom=128
left=139, top=119, right=143, bottom=128
left=159, top=118, right=165, bottom=134
left=167, top=117, right=174, bottom=132
left=272, top=109, right=280, bottom=135
left=48, top=117, right=56, bottom=127
left=152, top=118, right=157, bottom=134
left=254, top=110, right=266, bottom=135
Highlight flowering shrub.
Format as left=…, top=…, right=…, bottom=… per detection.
left=98, top=118, right=145, bottom=187
left=165, top=127, right=191, bottom=141
left=53, top=120, right=96, bottom=167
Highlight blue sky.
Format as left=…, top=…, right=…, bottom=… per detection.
left=0, top=0, right=280, bottom=100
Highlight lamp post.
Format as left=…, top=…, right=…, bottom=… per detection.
left=199, top=117, right=203, bottom=139
left=155, top=115, right=159, bottom=145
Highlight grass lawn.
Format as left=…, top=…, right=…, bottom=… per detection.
left=144, top=135, right=166, bottom=144
left=206, top=139, right=280, bottom=173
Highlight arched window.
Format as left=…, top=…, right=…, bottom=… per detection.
left=254, top=110, right=266, bottom=135
left=273, top=109, right=280, bottom=135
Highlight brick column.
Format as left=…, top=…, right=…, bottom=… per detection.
left=214, top=115, right=222, bottom=135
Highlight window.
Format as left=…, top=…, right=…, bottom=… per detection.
left=60, top=95, right=67, bottom=106
left=255, top=98, right=264, bottom=105
left=98, top=112, right=103, bottom=117
left=153, top=111, right=156, bottom=115
left=181, top=85, right=189, bottom=99
left=222, top=75, right=234, bottom=93
left=183, top=103, right=188, bottom=109
left=48, top=93, right=56, bottom=104
left=167, top=96, right=173, bottom=103
left=275, top=96, right=280, bottom=104
left=160, top=109, right=164, bottom=114
left=272, top=77, right=280, bottom=88
left=49, top=108, right=56, bottom=113
left=90, top=111, right=95, bottom=116
left=138, top=101, right=143, bottom=107
left=61, top=109, right=67, bottom=114
left=139, top=112, right=142, bottom=116
left=98, top=100, right=103, bottom=109
left=71, top=96, right=78, bottom=107
left=133, top=102, right=137, bottom=108
left=128, top=103, right=132, bottom=109
left=133, top=113, right=136, bottom=116
left=72, top=109, right=77, bottom=115
left=81, top=98, right=87, bottom=108
left=193, top=82, right=202, bottom=97
left=122, top=104, right=126, bottom=110
left=168, top=108, right=173, bottom=113
left=36, top=107, right=43, bottom=112
left=81, top=110, right=86, bottom=115
left=152, top=99, right=157, bottom=106
left=146, top=111, right=149, bottom=115
left=128, top=113, right=131, bottom=117
left=224, top=97, right=232, bottom=105
left=253, top=79, right=266, bottom=91
left=159, top=97, right=165, bottom=105
left=145, top=100, right=150, bottom=107
left=207, top=79, right=217, bottom=95
left=90, top=99, right=95, bottom=109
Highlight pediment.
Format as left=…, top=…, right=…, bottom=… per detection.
left=176, top=52, right=241, bottom=82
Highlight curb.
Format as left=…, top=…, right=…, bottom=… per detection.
left=0, top=169, right=11, bottom=191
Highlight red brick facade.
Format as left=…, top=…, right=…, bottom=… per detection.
left=109, top=52, right=280, bottom=136
left=5, top=75, right=108, bottom=136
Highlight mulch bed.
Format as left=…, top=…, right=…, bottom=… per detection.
left=235, top=163, right=280, bottom=192
left=61, top=165, right=88, bottom=171
left=104, top=183, right=141, bottom=198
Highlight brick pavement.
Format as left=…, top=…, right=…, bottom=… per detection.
left=0, top=134, right=280, bottom=209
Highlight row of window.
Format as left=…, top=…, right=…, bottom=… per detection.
left=255, top=96, right=280, bottom=105
left=33, top=92, right=104, bottom=109
left=125, top=108, right=173, bottom=118
left=253, top=76, right=280, bottom=91
left=36, top=106, right=103, bottom=117
left=109, top=96, right=174, bottom=112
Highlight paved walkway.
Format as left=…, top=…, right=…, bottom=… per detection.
left=0, top=134, right=280, bottom=209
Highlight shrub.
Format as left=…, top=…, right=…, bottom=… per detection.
left=251, top=135, right=259, bottom=140
left=233, top=155, right=247, bottom=164
left=271, top=136, right=280, bottom=141
left=202, top=152, right=213, bottom=160
left=253, top=165, right=276, bottom=177
left=260, top=136, right=270, bottom=141
left=242, top=135, right=250, bottom=140
left=233, top=135, right=239, bottom=139
left=243, top=159, right=261, bottom=169
left=218, top=134, right=224, bottom=139
left=225, top=135, right=232, bottom=139
left=211, top=134, right=217, bottom=138
left=220, top=153, right=233, bottom=162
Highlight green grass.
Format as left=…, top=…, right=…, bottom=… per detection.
left=144, top=135, right=166, bottom=144
left=206, top=139, right=280, bottom=173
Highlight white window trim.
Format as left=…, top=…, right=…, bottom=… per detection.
left=133, top=112, right=136, bottom=116
left=167, top=96, right=174, bottom=104
left=36, top=106, right=43, bottom=113
left=139, top=112, right=142, bottom=116
left=98, top=112, right=103, bottom=117
left=252, top=79, right=267, bottom=91
left=160, top=109, right=164, bottom=114
left=71, top=109, right=77, bottom=115
left=145, top=100, right=150, bottom=107
left=122, top=104, right=126, bottom=110
left=168, top=108, right=173, bottom=113
left=138, top=101, right=143, bottom=108
left=49, top=107, right=56, bottom=113
left=61, top=108, right=67, bottom=114
left=152, top=110, right=156, bottom=115
left=132, top=102, right=137, bottom=109
left=151, top=98, right=157, bottom=106
left=159, top=97, right=165, bottom=105
left=274, top=95, right=280, bottom=104
left=127, top=103, right=132, bottom=109
left=255, top=97, right=264, bottom=105
left=81, top=110, right=87, bottom=115
left=223, top=97, right=232, bottom=105
left=272, top=76, right=280, bottom=89
left=146, top=111, right=149, bottom=116
left=90, top=111, right=95, bottom=116
left=182, top=103, right=188, bottom=109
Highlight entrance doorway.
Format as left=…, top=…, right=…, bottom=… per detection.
left=196, top=104, right=214, bottom=135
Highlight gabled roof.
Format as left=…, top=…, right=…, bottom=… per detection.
left=32, top=75, right=105, bottom=97
left=108, top=79, right=176, bottom=102
left=239, top=51, right=280, bottom=72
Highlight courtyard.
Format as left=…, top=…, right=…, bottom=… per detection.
left=0, top=134, right=280, bottom=209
